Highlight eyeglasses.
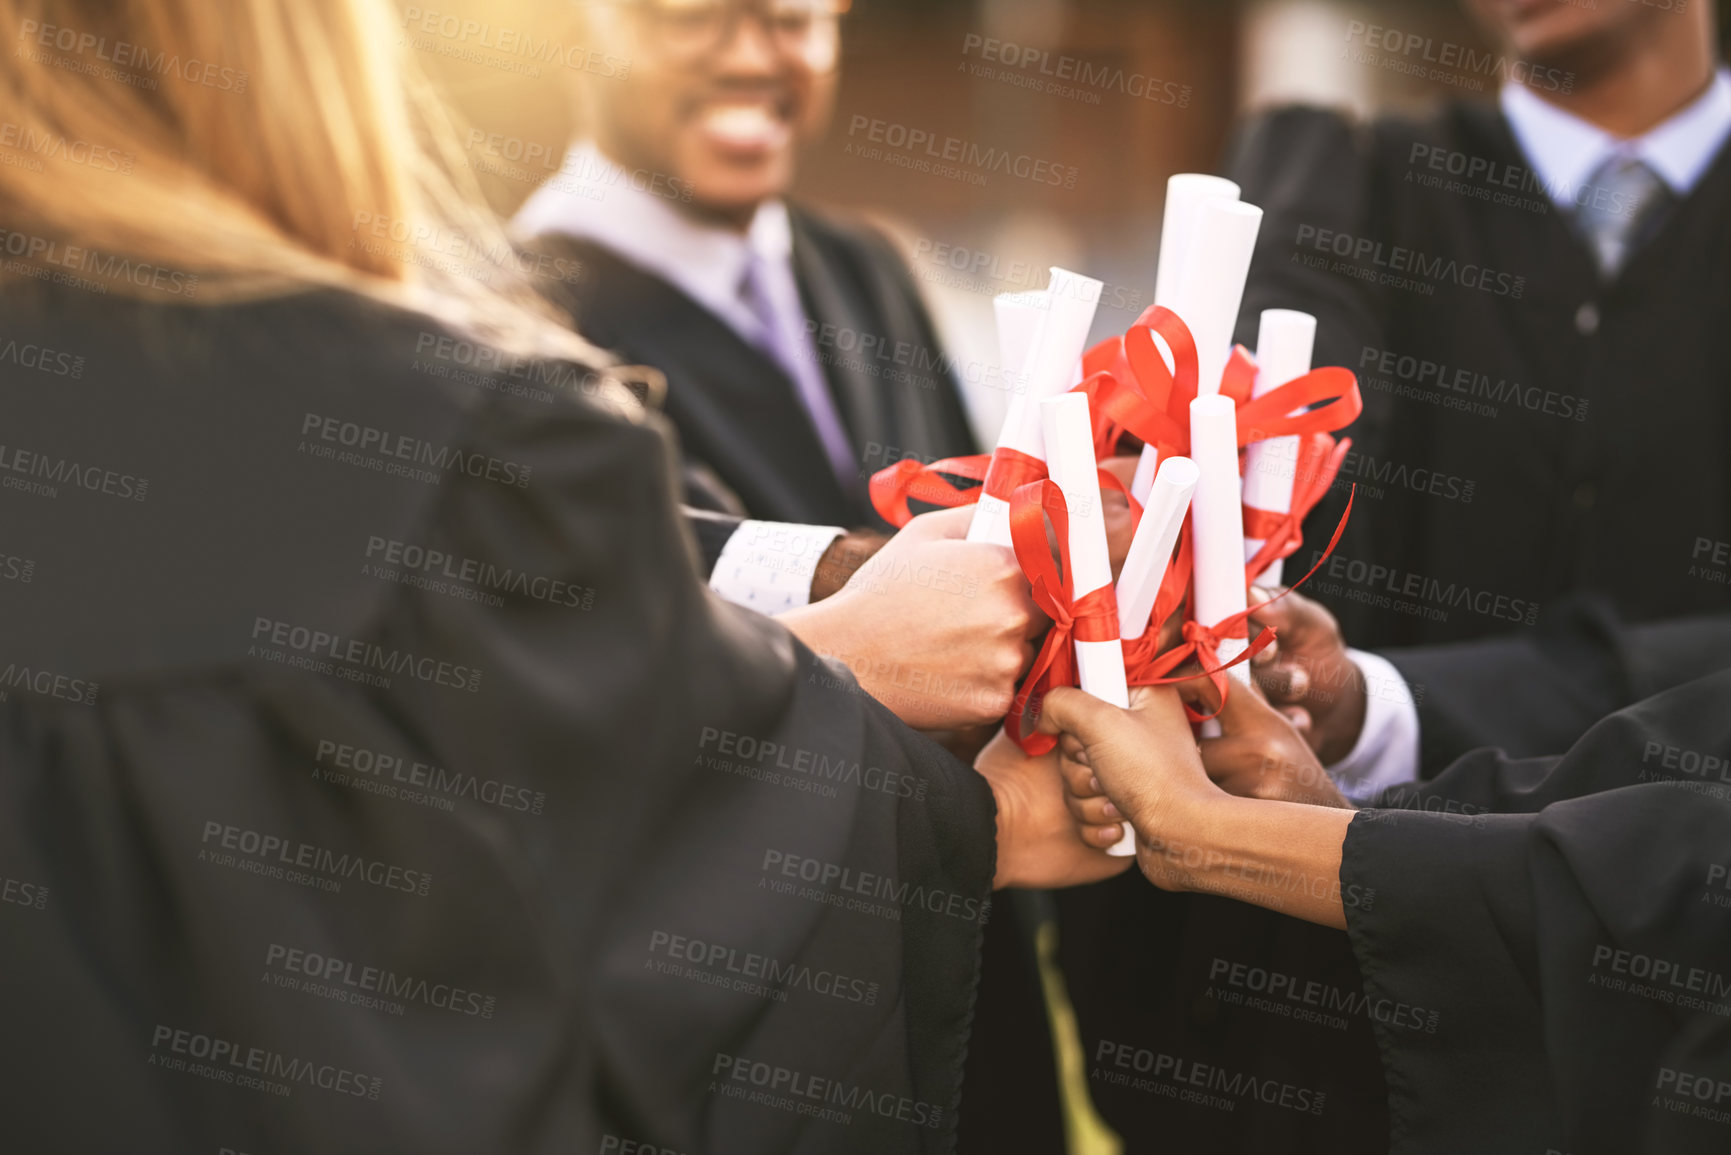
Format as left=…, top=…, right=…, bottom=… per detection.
left=628, top=0, right=851, bottom=72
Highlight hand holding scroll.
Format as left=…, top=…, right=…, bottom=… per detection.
left=1038, top=685, right=1353, bottom=928
left=973, top=728, right=1133, bottom=890
left=1246, top=586, right=1366, bottom=765
left=781, top=506, right=1042, bottom=731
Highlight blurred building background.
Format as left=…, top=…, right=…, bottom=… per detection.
left=400, top=0, right=1729, bottom=441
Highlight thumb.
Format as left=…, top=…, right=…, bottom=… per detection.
left=1036, top=686, right=1125, bottom=742
left=903, top=504, right=974, bottom=541
left=1129, top=683, right=1191, bottom=728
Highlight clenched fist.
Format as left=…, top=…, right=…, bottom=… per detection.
left=781, top=507, right=1045, bottom=730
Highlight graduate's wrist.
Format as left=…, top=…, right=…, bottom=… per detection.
left=1152, top=794, right=1353, bottom=928
left=1125, top=776, right=1237, bottom=893
left=778, top=599, right=851, bottom=665
left=809, top=530, right=889, bottom=602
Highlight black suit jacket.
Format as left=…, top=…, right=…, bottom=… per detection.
left=531, top=205, right=979, bottom=548
left=1222, top=98, right=1731, bottom=763
left=1228, top=101, right=1731, bottom=649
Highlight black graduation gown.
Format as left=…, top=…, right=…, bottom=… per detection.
left=530, top=204, right=980, bottom=534
left=1056, top=880, right=1390, bottom=1155
left=1344, top=669, right=1731, bottom=1154
left=1227, top=100, right=1731, bottom=650
left=0, top=283, right=995, bottom=1154
left=528, top=204, right=1065, bottom=1154
left=1383, top=601, right=1731, bottom=772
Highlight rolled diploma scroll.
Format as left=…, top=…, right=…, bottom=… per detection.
left=1107, top=455, right=1199, bottom=856
left=1174, top=198, right=1265, bottom=728
left=1132, top=174, right=1242, bottom=501
left=1041, top=392, right=1134, bottom=855
left=996, top=290, right=1048, bottom=407
left=1115, top=456, right=1199, bottom=642
left=1191, top=393, right=1249, bottom=741
left=969, top=270, right=1104, bottom=545
left=1241, top=309, right=1317, bottom=587
left=968, top=291, right=1049, bottom=545
left=1179, top=197, right=1263, bottom=688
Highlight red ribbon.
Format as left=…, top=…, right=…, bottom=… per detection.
left=1243, top=433, right=1353, bottom=585
left=867, top=446, right=1137, bottom=530
left=865, top=445, right=1050, bottom=528
left=1233, top=368, right=1363, bottom=449
left=1076, top=308, right=1198, bottom=461
left=1120, top=486, right=1357, bottom=722
left=860, top=302, right=1369, bottom=735
left=868, top=453, right=989, bottom=526
left=1003, top=479, right=1122, bottom=754
left=1078, top=305, right=1363, bottom=463
left=867, top=300, right=1362, bottom=526
left=1219, top=348, right=1259, bottom=409
left=981, top=446, right=1047, bottom=503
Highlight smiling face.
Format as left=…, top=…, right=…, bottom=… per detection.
left=1461, top=0, right=1661, bottom=68
left=584, top=3, right=839, bottom=226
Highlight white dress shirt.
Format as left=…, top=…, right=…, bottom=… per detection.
left=1328, top=70, right=1731, bottom=801
left=1501, top=67, right=1731, bottom=204
left=513, top=143, right=843, bottom=613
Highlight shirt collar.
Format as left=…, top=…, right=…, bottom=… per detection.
left=511, top=141, right=791, bottom=320
left=1502, top=67, right=1731, bottom=202
left=1638, top=67, right=1731, bottom=192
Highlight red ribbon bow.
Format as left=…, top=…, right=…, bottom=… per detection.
left=868, top=453, right=991, bottom=527
left=1078, top=305, right=1362, bottom=464
left=1243, top=432, right=1354, bottom=585
left=1233, top=368, right=1363, bottom=449
left=1076, top=307, right=1201, bottom=462
left=1119, top=486, right=1358, bottom=721
left=1003, top=479, right=1122, bottom=755
left=868, top=446, right=1138, bottom=529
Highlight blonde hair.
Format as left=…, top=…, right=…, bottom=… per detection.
left=0, top=0, right=605, bottom=364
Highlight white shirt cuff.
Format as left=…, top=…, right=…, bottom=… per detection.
left=1326, top=649, right=1421, bottom=803
left=708, top=520, right=844, bottom=616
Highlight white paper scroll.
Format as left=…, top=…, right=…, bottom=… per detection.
left=1042, top=392, right=1136, bottom=856
left=1115, top=456, right=1199, bottom=642
left=970, top=270, right=1103, bottom=545
left=1041, top=392, right=1128, bottom=707
left=1170, top=198, right=1266, bottom=743
left=996, top=290, right=1049, bottom=396
left=1135, top=176, right=1242, bottom=499
left=1133, top=185, right=1258, bottom=502
left=1182, top=200, right=1264, bottom=400
left=1152, top=174, right=1243, bottom=315
left=1190, top=391, right=1252, bottom=693
left=1241, top=309, right=1317, bottom=587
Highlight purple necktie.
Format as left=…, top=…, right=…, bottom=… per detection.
left=1573, top=155, right=1674, bottom=277
left=741, top=250, right=858, bottom=492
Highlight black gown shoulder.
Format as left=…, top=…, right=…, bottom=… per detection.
left=0, top=281, right=995, bottom=1154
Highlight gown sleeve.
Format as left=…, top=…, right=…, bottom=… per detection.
left=1381, top=597, right=1731, bottom=773
left=367, top=380, right=998, bottom=1155
left=0, top=289, right=994, bottom=1155
left=1343, top=670, right=1731, bottom=1155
